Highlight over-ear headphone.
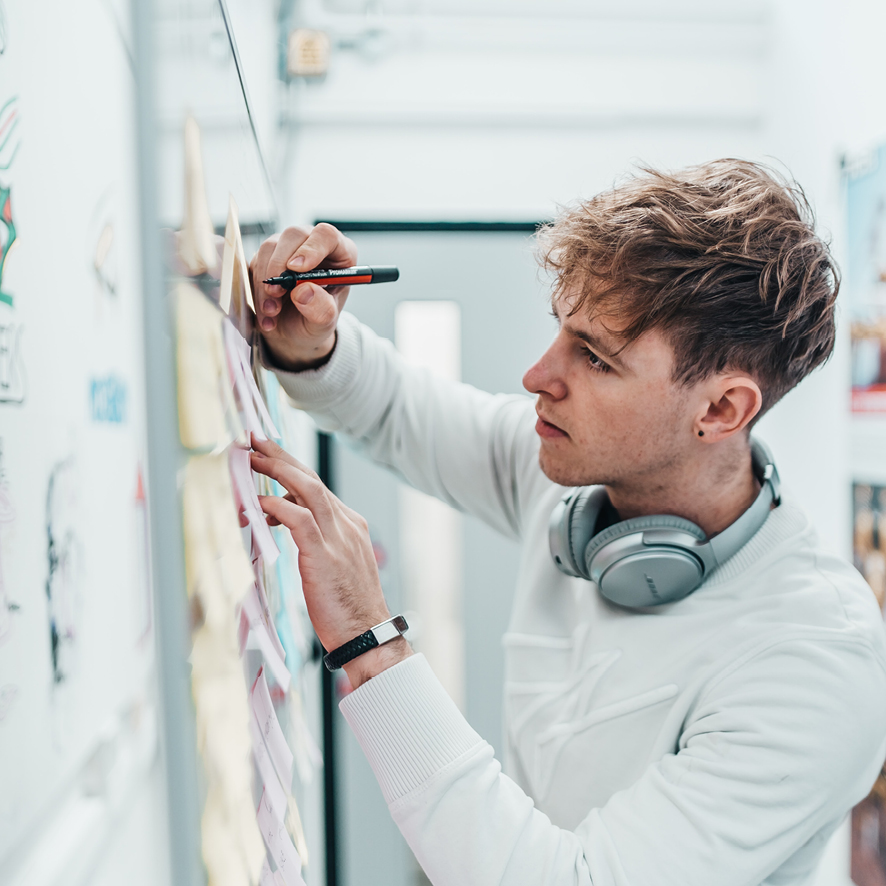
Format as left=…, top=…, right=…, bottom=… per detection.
left=549, top=439, right=781, bottom=607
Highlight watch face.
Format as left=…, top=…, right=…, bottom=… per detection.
left=392, top=614, right=409, bottom=634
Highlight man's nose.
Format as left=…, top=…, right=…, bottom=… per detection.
left=523, top=344, right=567, bottom=400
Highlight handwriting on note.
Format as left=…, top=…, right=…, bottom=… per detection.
left=251, top=667, right=294, bottom=788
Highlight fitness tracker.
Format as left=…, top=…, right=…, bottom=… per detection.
left=323, top=614, right=410, bottom=671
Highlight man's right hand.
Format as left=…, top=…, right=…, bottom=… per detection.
left=249, top=223, right=358, bottom=371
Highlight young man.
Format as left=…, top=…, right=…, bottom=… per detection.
left=249, top=160, right=886, bottom=885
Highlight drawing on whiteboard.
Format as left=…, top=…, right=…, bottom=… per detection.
left=45, top=458, right=81, bottom=684
left=0, top=95, right=19, bottom=307
left=0, top=440, right=16, bottom=644
left=134, top=464, right=152, bottom=642
left=0, top=2, right=7, bottom=56
left=89, top=188, right=118, bottom=305
left=0, top=321, right=24, bottom=402
left=0, top=185, right=15, bottom=308
left=89, top=374, right=127, bottom=423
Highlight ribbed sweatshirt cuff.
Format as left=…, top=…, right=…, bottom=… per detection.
left=339, top=654, right=483, bottom=806
left=256, top=311, right=363, bottom=409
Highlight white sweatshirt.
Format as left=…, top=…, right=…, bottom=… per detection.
left=268, top=312, right=886, bottom=886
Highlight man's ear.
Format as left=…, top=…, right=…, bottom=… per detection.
left=696, top=375, right=762, bottom=441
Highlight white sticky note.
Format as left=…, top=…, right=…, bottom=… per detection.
left=257, top=791, right=302, bottom=886
left=250, top=713, right=288, bottom=818
left=259, top=858, right=276, bottom=886
left=251, top=667, right=294, bottom=788
left=255, top=566, right=287, bottom=661
left=250, top=624, right=291, bottom=694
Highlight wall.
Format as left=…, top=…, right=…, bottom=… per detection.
left=268, top=2, right=886, bottom=884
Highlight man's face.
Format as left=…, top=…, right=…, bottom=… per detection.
left=522, top=292, right=697, bottom=490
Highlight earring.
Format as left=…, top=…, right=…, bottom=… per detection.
left=698, top=430, right=704, bottom=437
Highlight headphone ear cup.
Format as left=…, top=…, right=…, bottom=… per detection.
left=583, top=514, right=707, bottom=570
left=560, top=487, right=609, bottom=580
left=584, top=515, right=708, bottom=607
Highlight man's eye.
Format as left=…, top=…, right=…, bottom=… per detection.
left=580, top=347, right=611, bottom=373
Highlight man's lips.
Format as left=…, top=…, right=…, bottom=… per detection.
left=535, top=414, right=568, bottom=439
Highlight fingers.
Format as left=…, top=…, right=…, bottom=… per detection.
left=251, top=434, right=316, bottom=474
left=250, top=235, right=283, bottom=331
left=276, top=223, right=358, bottom=276
left=266, top=226, right=313, bottom=281
left=289, top=281, right=339, bottom=335
left=258, top=495, right=322, bottom=547
left=251, top=448, right=334, bottom=531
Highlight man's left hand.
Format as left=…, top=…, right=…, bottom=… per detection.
left=250, top=435, right=412, bottom=688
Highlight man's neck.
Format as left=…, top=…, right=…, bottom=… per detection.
left=605, top=442, right=760, bottom=539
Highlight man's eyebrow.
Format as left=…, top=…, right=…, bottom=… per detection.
left=550, top=297, right=629, bottom=368
left=566, top=323, right=628, bottom=369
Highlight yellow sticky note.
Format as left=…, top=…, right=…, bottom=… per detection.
left=219, top=195, right=255, bottom=318
left=176, top=284, right=231, bottom=451
left=182, top=453, right=255, bottom=614
left=179, top=115, right=219, bottom=276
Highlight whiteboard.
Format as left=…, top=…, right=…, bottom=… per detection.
left=0, top=0, right=154, bottom=871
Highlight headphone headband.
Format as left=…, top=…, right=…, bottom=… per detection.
left=549, top=438, right=780, bottom=607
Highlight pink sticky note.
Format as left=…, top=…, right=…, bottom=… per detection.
left=251, top=667, right=293, bottom=787
left=250, top=715, right=287, bottom=818
left=235, top=342, right=280, bottom=439
left=224, top=322, right=267, bottom=441
left=229, top=447, right=279, bottom=565
left=257, top=791, right=302, bottom=886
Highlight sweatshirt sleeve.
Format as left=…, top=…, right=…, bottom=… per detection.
left=340, top=641, right=886, bottom=886
left=259, top=313, right=545, bottom=540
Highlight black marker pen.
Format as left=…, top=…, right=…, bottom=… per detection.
left=263, top=265, right=399, bottom=289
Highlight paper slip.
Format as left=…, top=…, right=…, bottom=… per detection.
left=257, top=792, right=304, bottom=886
left=223, top=321, right=281, bottom=441
left=176, top=285, right=229, bottom=451
left=224, top=321, right=266, bottom=441
left=219, top=195, right=255, bottom=317
left=246, top=619, right=291, bottom=693
left=179, top=116, right=218, bottom=276
left=229, top=446, right=279, bottom=565
left=261, top=859, right=295, bottom=886
left=249, top=715, right=287, bottom=818
left=183, top=453, right=255, bottom=614
left=251, top=667, right=293, bottom=787
left=255, top=563, right=287, bottom=661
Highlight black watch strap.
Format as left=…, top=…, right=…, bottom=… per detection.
left=323, top=615, right=409, bottom=671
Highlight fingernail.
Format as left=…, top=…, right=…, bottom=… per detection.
left=263, top=299, right=275, bottom=312
left=288, top=255, right=305, bottom=269
left=261, top=316, right=275, bottom=331
left=295, top=286, right=314, bottom=306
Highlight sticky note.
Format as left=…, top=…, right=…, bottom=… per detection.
left=176, top=284, right=229, bottom=451
left=249, top=715, right=287, bottom=819
left=219, top=195, right=255, bottom=319
left=180, top=115, right=218, bottom=276
left=251, top=667, right=293, bottom=788
left=229, top=446, right=279, bottom=566
left=257, top=791, right=304, bottom=886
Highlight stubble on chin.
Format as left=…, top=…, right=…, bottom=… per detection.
left=538, top=448, right=599, bottom=489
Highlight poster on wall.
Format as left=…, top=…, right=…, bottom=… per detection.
left=851, top=483, right=886, bottom=885
left=848, top=146, right=886, bottom=413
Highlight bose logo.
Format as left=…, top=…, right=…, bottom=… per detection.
left=644, top=574, right=661, bottom=600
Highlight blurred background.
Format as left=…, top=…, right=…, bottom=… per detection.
left=1, top=1, right=886, bottom=885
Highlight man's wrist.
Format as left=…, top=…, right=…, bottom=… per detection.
left=261, top=330, right=337, bottom=373
left=342, top=636, right=413, bottom=690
